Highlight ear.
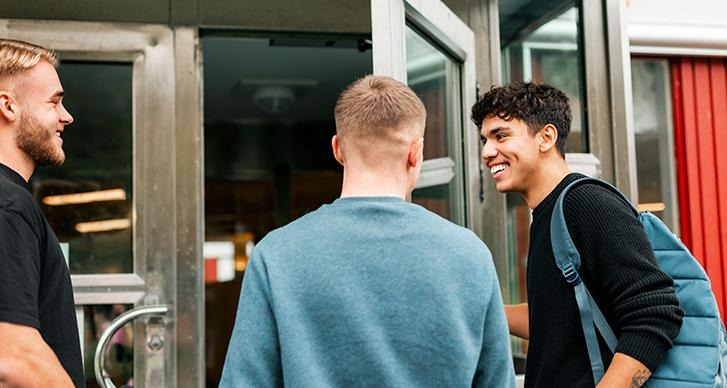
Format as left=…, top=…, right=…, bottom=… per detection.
left=538, top=124, right=558, bottom=153
left=407, top=137, right=424, bottom=168
left=331, top=135, right=345, bottom=166
left=0, top=91, right=18, bottom=123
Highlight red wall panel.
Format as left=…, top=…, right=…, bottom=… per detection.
left=672, top=57, right=727, bottom=316
left=711, top=60, right=727, bottom=316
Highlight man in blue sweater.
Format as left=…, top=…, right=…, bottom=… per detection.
left=221, top=75, right=515, bottom=387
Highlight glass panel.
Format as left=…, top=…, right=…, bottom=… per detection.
left=500, top=3, right=587, bottom=153
left=32, top=61, right=133, bottom=274
left=506, top=192, right=530, bottom=365
left=412, top=183, right=453, bottom=220
left=82, top=304, right=134, bottom=388
left=202, top=36, right=372, bottom=387
left=631, top=58, right=678, bottom=230
left=405, top=25, right=450, bottom=160
left=405, top=25, right=463, bottom=224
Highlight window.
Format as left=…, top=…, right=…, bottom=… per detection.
left=631, top=58, right=678, bottom=231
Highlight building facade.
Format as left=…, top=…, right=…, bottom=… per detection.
left=2, top=0, right=710, bottom=385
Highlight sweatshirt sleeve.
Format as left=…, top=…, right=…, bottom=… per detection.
left=220, top=248, right=283, bottom=387
left=565, top=185, right=683, bottom=372
left=472, top=250, right=516, bottom=388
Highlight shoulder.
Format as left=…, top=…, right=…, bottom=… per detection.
left=0, top=179, right=40, bottom=214
left=563, top=181, right=636, bottom=219
left=408, top=203, right=491, bottom=250
left=252, top=206, right=327, bottom=255
left=0, top=182, right=41, bottom=231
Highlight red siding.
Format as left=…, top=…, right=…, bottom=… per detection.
left=672, top=57, right=727, bottom=316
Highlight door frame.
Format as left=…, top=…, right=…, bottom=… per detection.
left=1, top=19, right=205, bottom=386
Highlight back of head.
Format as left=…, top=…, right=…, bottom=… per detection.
left=0, top=39, right=58, bottom=80
left=334, top=75, right=426, bottom=166
left=471, top=81, right=571, bottom=157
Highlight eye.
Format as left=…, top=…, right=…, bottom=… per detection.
left=496, top=133, right=507, bottom=141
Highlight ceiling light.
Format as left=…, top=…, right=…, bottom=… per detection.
left=252, top=86, right=295, bottom=114
left=76, top=218, right=131, bottom=233
left=43, top=189, right=127, bottom=206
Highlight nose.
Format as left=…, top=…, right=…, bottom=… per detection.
left=59, top=103, right=74, bottom=125
left=481, top=139, right=497, bottom=162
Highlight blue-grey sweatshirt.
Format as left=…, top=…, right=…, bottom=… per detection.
left=220, top=196, right=515, bottom=387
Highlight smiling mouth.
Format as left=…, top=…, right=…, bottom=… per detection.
left=490, top=163, right=509, bottom=177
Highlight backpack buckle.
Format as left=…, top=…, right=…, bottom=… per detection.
left=561, top=263, right=581, bottom=285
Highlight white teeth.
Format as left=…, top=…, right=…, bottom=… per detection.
left=490, top=164, right=507, bottom=174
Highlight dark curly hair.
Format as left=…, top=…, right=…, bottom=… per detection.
left=471, top=81, right=571, bottom=157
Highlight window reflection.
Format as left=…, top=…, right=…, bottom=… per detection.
left=501, top=5, right=586, bottom=153
left=406, top=25, right=463, bottom=224
left=632, top=58, right=678, bottom=231
left=32, top=61, right=133, bottom=274
left=82, top=304, right=134, bottom=388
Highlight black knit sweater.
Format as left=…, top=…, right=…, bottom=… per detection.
left=524, top=173, right=683, bottom=388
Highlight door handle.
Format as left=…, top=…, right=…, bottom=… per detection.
left=93, top=305, right=169, bottom=388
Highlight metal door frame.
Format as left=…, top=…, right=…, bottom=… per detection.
left=1, top=19, right=204, bottom=386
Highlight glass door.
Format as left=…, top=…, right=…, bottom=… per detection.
left=371, top=0, right=480, bottom=230
left=2, top=20, right=203, bottom=387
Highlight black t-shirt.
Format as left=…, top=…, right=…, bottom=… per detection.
left=524, top=173, right=683, bottom=388
left=0, top=163, right=84, bottom=387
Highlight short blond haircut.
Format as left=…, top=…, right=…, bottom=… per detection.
left=0, top=39, right=58, bottom=79
left=335, top=75, right=426, bottom=146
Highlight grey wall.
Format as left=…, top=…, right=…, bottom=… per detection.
left=0, top=0, right=170, bottom=24
left=0, top=0, right=370, bottom=33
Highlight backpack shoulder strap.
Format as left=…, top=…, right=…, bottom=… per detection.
left=551, top=177, right=628, bottom=383
left=551, top=178, right=637, bottom=279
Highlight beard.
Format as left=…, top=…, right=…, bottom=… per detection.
left=16, top=111, right=65, bottom=166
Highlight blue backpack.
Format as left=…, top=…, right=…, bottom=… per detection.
left=551, top=177, right=727, bottom=387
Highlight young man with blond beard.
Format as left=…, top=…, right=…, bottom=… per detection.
left=472, top=81, right=683, bottom=387
left=221, top=75, right=515, bottom=387
left=0, top=39, right=81, bottom=387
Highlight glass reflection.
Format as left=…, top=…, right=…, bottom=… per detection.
left=32, top=61, right=133, bottom=274
left=406, top=25, right=462, bottom=224
left=501, top=5, right=586, bottom=153
left=82, top=304, right=134, bottom=388
left=632, top=58, right=677, bottom=230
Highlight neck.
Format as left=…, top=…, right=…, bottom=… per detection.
left=339, top=167, right=409, bottom=199
left=523, top=156, right=570, bottom=209
left=0, top=131, right=34, bottom=181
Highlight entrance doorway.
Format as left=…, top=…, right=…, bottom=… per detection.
left=201, top=34, right=373, bottom=386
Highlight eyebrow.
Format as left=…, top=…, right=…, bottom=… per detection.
left=51, top=90, right=64, bottom=99
left=486, top=126, right=510, bottom=136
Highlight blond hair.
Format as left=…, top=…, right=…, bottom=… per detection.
left=335, top=75, right=426, bottom=143
left=0, top=39, right=58, bottom=78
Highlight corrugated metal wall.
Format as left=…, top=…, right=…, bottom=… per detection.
left=672, top=57, right=727, bottom=315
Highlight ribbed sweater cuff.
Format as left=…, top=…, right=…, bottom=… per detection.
left=615, top=332, right=670, bottom=372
